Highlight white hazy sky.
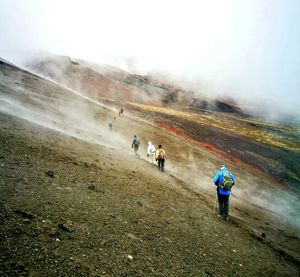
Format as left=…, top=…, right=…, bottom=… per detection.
left=0, top=0, right=300, bottom=115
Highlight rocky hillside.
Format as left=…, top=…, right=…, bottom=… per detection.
left=0, top=58, right=299, bottom=275
left=24, top=53, right=245, bottom=114
left=1, top=113, right=299, bottom=276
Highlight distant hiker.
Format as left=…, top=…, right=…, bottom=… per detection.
left=147, top=141, right=156, bottom=164
left=119, top=107, right=124, bottom=116
left=108, top=122, right=112, bottom=130
left=131, top=135, right=140, bottom=157
left=213, top=165, right=235, bottom=221
left=156, top=145, right=166, bottom=172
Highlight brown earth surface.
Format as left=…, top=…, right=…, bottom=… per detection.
left=0, top=59, right=299, bottom=276
left=22, top=54, right=300, bottom=193
left=0, top=113, right=299, bottom=277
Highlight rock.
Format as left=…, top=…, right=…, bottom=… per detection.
left=137, top=201, right=143, bottom=207
left=88, top=185, right=95, bottom=190
left=127, top=255, right=134, bottom=262
left=58, top=222, right=75, bottom=233
left=14, top=210, right=36, bottom=219
left=262, top=233, right=266, bottom=238
left=45, top=170, right=54, bottom=178
left=127, top=233, right=138, bottom=240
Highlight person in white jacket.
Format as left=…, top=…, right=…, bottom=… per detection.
left=147, top=141, right=156, bottom=164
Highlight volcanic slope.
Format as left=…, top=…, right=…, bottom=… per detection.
left=0, top=60, right=299, bottom=276
left=25, top=54, right=300, bottom=195
left=25, top=53, right=246, bottom=112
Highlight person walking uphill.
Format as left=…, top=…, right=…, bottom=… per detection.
left=131, top=135, right=140, bottom=157
left=213, top=165, right=235, bottom=221
left=156, top=145, right=166, bottom=172
left=147, top=141, right=156, bottom=164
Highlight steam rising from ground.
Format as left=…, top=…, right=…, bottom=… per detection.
left=0, top=60, right=130, bottom=153
left=170, top=148, right=300, bottom=229
left=235, top=178, right=300, bottom=229
left=0, top=59, right=299, bottom=231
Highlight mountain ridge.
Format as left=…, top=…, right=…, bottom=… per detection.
left=24, top=53, right=247, bottom=115
left=0, top=57, right=299, bottom=275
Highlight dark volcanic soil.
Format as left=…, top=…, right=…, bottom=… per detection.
left=125, top=104, right=300, bottom=194
left=0, top=113, right=299, bottom=277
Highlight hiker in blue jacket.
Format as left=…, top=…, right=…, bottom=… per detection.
left=213, top=165, right=235, bottom=221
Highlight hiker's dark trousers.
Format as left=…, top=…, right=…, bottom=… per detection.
left=133, top=146, right=139, bottom=156
left=157, top=159, right=165, bottom=171
left=218, top=193, right=229, bottom=217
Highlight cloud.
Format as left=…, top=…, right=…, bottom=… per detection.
left=0, top=0, right=300, bottom=116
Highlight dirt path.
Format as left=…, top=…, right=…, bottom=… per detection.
left=0, top=113, right=299, bottom=276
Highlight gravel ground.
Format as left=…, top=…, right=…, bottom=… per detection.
left=0, top=113, right=299, bottom=277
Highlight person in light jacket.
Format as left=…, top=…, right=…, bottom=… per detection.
left=147, top=141, right=156, bottom=164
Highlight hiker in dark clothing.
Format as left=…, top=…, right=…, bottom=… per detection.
left=213, top=165, right=235, bottom=221
left=108, top=122, right=112, bottom=130
left=131, top=135, right=140, bottom=157
left=155, top=145, right=166, bottom=172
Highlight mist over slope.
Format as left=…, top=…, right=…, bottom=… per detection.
left=0, top=58, right=300, bottom=276
left=0, top=57, right=300, bottom=275
left=20, top=54, right=300, bottom=195
left=1, top=55, right=300, bottom=214
left=1, top=55, right=299, bottom=218
left=24, top=53, right=300, bottom=123
left=24, top=53, right=246, bottom=115
left=1, top=112, right=299, bottom=276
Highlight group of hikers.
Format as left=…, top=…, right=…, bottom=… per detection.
left=131, top=135, right=166, bottom=172
left=110, top=107, right=236, bottom=221
left=109, top=107, right=125, bottom=130
left=132, top=135, right=235, bottom=220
